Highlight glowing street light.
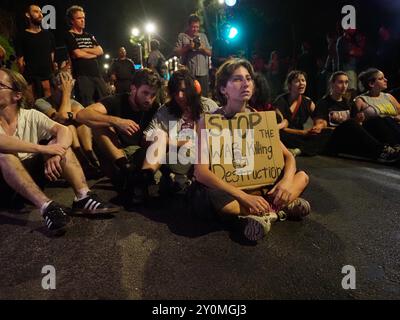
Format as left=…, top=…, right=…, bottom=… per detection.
left=218, top=0, right=224, bottom=4
left=225, top=0, right=237, bottom=6
left=131, top=27, right=140, bottom=37
left=104, top=63, right=109, bottom=70
left=105, top=54, right=110, bottom=59
left=145, top=22, right=156, bottom=34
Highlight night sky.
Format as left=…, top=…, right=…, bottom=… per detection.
left=1, top=0, right=400, bottom=60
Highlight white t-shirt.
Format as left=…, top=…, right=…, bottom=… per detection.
left=0, top=108, right=57, bottom=160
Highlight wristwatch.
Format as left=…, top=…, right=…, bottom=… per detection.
left=67, top=112, right=74, bottom=121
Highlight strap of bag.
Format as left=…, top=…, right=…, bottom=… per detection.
left=291, top=95, right=303, bottom=121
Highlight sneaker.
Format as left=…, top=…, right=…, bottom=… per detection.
left=288, top=148, right=302, bottom=157
left=42, top=201, right=70, bottom=234
left=240, top=214, right=272, bottom=241
left=377, top=145, right=400, bottom=164
left=72, top=192, right=119, bottom=215
left=277, top=198, right=311, bottom=221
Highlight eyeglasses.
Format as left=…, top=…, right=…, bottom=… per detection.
left=0, top=82, right=16, bottom=91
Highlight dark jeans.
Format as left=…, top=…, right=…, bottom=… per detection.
left=362, top=117, right=400, bottom=146
left=326, top=120, right=383, bottom=159
left=75, top=75, right=108, bottom=107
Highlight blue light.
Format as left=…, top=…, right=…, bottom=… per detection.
left=225, top=0, right=237, bottom=7
left=228, top=27, right=238, bottom=39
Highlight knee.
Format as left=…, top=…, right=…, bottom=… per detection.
left=297, top=171, right=309, bottom=187
left=0, top=154, right=20, bottom=167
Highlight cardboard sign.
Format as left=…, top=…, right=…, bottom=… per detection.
left=205, top=111, right=284, bottom=190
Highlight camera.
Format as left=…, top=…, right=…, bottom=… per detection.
left=193, top=36, right=201, bottom=50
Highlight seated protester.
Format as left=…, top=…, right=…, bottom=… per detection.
left=0, top=68, right=118, bottom=234
left=313, top=71, right=400, bottom=163
left=34, top=71, right=100, bottom=173
left=191, top=59, right=310, bottom=242
left=355, top=68, right=400, bottom=144
left=140, top=69, right=219, bottom=198
left=249, top=72, right=286, bottom=130
left=76, top=68, right=162, bottom=205
left=273, top=70, right=330, bottom=156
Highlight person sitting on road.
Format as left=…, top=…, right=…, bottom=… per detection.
left=354, top=68, right=400, bottom=143
left=76, top=68, right=162, bottom=208
left=34, top=70, right=101, bottom=174
left=190, top=59, right=311, bottom=242
left=0, top=68, right=119, bottom=235
left=138, top=68, right=219, bottom=201
left=312, top=71, right=400, bottom=163
left=273, top=70, right=331, bottom=156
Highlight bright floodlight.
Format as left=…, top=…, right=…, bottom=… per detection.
left=105, top=54, right=110, bottom=59
left=145, top=22, right=156, bottom=34
left=131, top=28, right=140, bottom=37
left=225, top=0, right=237, bottom=6
left=218, top=0, right=224, bottom=4
left=104, top=63, right=109, bottom=69
left=228, top=27, right=238, bottom=39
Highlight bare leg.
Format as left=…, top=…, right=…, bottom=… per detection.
left=0, top=154, right=50, bottom=209
left=41, top=80, right=51, bottom=98
left=283, top=171, right=309, bottom=203
left=60, top=148, right=89, bottom=195
left=93, top=127, right=125, bottom=161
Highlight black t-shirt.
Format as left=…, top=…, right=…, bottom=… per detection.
left=100, top=93, right=158, bottom=146
left=15, top=30, right=55, bottom=79
left=64, top=31, right=101, bottom=77
left=314, top=95, right=351, bottom=127
left=110, top=58, right=135, bottom=81
left=273, top=93, right=313, bottom=130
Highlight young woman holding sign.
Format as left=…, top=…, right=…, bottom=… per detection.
left=191, top=58, right=310, bottom=242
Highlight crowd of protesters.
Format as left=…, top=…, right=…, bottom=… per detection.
left=0, top=4, right=399, bottom=242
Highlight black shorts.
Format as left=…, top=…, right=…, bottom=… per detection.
left=0, top=155, right=45, bottom=207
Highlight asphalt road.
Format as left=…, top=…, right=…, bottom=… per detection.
left=1, top=156, right=399, bottom=300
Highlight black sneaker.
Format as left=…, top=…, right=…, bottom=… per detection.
left=72, top=192, right=120, bottom=215
left=377, top=145, right=400, bottom=164
left=42, top=202, right=70, bottom=235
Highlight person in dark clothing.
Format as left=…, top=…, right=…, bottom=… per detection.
left=273, top=70, right=328, bottom=156
left=76, top=69, right=162, bottom=207
left=16, top=4, right=56, bottom=100
left=312, top=71, right=400, bottom=163
left=64, top=5, right=107, bottom=107
left=110, top=47, right=135, bottom=94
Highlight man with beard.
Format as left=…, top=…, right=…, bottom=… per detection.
left=15, top=4, right=56, bottom=100
left=110, top=47, right=135, bottom=94
left=64, top=5, right=107, bottom=107
left=76, top=68, right=162, bottom=206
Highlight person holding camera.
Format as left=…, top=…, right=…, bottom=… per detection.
left=174, top=14, right=212, bottom=97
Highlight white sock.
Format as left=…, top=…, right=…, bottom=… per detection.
left=40, top=201, right=53, bottom=215
left=74, top=189, right=90, bottom=202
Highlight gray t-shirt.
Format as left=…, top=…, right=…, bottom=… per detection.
left=175, top=32, right=211, bottom=77
left=144, top=97, right=219, bottom=137
left=35, top=96, right=83, bottom=115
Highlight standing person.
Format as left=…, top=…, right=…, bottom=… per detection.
left=110, top=47, right=135, bottom=94
left=15, top=4, right=56, bottom=100
left=0, top=68, right=118, bottom=234
left=174, top=14, right=212, bottom=97
left=64, top=5, right=107, bottom=107
left=191, top=59, right=310, bottom=242
left=336, top=28, right=365, bottom=91
left=147, top=40, right=167, bottom=80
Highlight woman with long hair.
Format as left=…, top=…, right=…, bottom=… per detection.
left=191, top=59, right=310, bottom=242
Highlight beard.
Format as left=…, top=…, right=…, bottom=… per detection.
left=31, top=17, right=42, bottom=26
